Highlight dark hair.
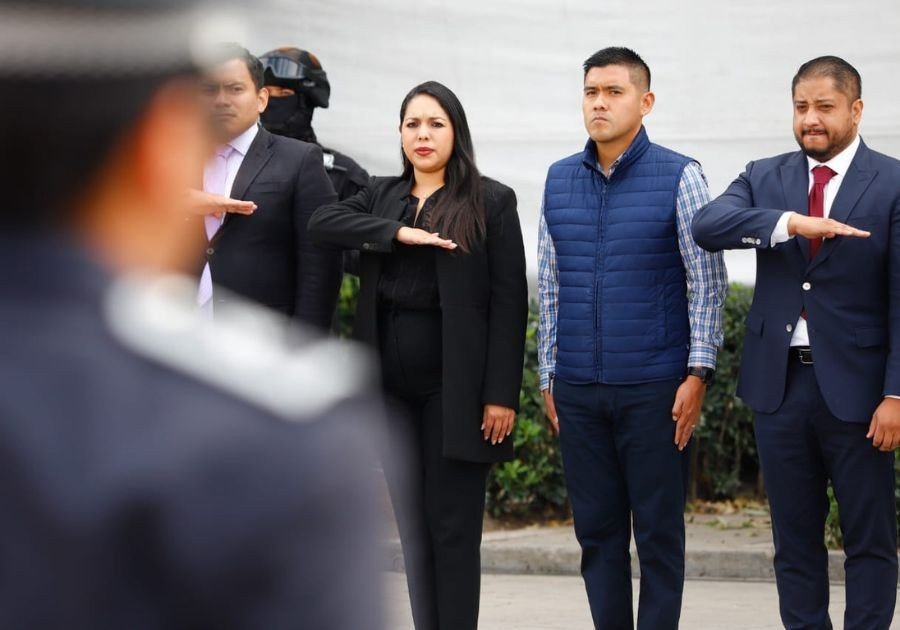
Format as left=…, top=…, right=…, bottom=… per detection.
left=211, top=42, right=265, bottom=90
left=399, top=81, right=485, bottom=252
left=1, top=74, right=182, bottom=229
left=583, top=47, right=651, bottom=91
left=792, top=55, right=861, bottom=101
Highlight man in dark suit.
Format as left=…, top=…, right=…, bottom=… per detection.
left=0, top=2, right=383, bottom=627
left=197, top=44, right=342, bottom=329
left=693, top=56, right=899, bottom=629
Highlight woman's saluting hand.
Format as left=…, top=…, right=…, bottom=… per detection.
left=396, top=226, right=458, bottom=250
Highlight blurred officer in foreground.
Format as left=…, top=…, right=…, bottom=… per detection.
left=0, top=1, right=384, bottom=629
left=259, top=46, right=370, bottom=201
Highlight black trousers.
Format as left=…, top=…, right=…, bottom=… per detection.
left=379, top=308, right=490, bottom=630
left=755, top=357, right=897, bottom=630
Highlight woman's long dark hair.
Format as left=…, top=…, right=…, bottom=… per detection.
left=399, top=81, right=485, bottom=252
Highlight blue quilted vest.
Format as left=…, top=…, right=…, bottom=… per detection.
left=544, top=127, right=692, bottom=384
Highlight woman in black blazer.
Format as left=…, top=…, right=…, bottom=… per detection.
left=309, top=81, right=527, bottom=630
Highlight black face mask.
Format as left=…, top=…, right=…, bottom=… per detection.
left=261, top=95, right=317, bottom=143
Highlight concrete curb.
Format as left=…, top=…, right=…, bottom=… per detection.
left=385, top=529, right=852, bottom=582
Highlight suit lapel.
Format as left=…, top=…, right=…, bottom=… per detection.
left=779, top=153, right=811, bottom=262
left=808, top=141, right=876, bottom=272
left=825, top=143, right=874, bottom=225
left=229, top=126, right=274, bottom=201
left=210, top=127, right=274, bottom=242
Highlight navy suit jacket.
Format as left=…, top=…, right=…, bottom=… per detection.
left=692, top=139, right=900, bottom=422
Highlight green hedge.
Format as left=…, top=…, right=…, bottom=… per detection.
left=486, top=304, right=569, bottom=519
left=692, top=283, right=758, bottom=499
left=335, top=275, right=900, bottom=544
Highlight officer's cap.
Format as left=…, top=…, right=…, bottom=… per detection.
left=0, top=0, right=244, bottom=79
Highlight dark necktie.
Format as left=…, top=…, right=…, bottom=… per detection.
left=808, top=165, right=837, bottom=259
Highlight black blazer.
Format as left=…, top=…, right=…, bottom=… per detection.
left=309, top=176, right=528, bottom=463
left=203, top=127, right=342, bottom=329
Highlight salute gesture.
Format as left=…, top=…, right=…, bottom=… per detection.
left=787, top=213, right=869, bottom=240
left=395, top=226, right=457, bottom=249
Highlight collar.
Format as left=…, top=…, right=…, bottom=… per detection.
left=582, top=125, right=651, bottom=175
left=224, top=122, right=260, bottom=157
left=409, top=186, right=445, bottom=203
left=806, top=133, right=860, bottom=178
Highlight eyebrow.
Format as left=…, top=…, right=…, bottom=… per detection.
left=201, top=81, right=244, bottom=89
left=794, top=97, right=836, bottom=104
left=404, top=115, right=447, bottom=121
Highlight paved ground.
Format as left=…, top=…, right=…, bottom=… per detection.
left=383, top=572, right=900, bottom=629
left=379, top=494, right=899, bottom=626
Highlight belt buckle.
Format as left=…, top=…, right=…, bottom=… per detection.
left=797, top=347, right=814, bottom=365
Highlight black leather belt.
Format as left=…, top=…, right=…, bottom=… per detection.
left=790, top=346, right=814, bottom=365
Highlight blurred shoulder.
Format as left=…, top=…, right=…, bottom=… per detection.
left=103, top=274, right=375, bottom=422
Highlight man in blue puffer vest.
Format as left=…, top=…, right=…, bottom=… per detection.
left=537, top=47, right=728, bottom=630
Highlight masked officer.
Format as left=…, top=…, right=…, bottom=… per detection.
left=259, top=46, right=370, bottom=201
left=0, top=1, right=384, bottom=628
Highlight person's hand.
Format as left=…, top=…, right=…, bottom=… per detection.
left=482, top=404, right=515, bottom=445
left=787, top=214, right=870, bottom=240
left=542, top=388, right=559, bottom=435
left=395, top=226, right=457, bottom=249
left=185, top=189, right=256, bottom=218
left=672, top=376, right=706, bottom=451
left=867, top=398, right=900, bottom=451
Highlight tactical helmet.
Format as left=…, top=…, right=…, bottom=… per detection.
left=259, top=47, right=330, bottom=109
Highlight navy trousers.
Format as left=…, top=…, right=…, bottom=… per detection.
left=555, top=378, right=687, bottom=630
left=754, top=358, right=897, bottom=630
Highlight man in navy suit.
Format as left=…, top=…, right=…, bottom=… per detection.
left=693, top=56, right=899, bottom=629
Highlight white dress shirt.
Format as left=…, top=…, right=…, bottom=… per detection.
left=769, top=134, right=861, bottom=347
